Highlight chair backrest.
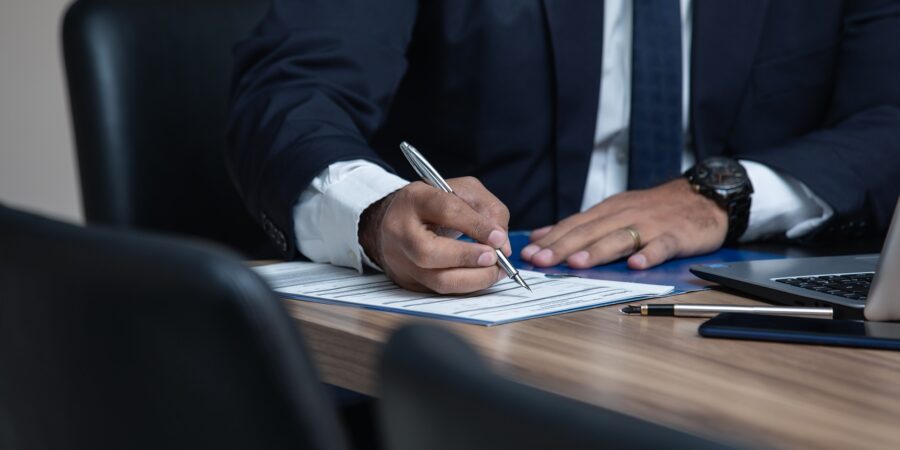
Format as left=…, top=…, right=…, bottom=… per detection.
left=0, top=205, right=349, bottom=450
left=379, top=324, right=753, bottom=450
left=62, top=0, right=270, bottom=256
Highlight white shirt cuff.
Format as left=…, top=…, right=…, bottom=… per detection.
left=740, top=160, right=834, bottom=242
left=292, top=160, right=409, bottom=272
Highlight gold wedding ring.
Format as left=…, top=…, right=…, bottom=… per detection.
left=624, top=227, right=641, bottom=254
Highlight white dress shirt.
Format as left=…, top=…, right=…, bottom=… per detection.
left=292, top=0, right=833, bottom=272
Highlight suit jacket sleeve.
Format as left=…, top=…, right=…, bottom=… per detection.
left=739, top=0, right=900, bottom=239
left=225, top=0, right=417, bottom=257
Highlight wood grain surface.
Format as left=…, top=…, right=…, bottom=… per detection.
left=281, top=287, right=900, bottom=450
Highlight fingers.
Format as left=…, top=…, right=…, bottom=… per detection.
left=414, top=185, right=508, bottom=249
left=376, top=180, right=511, bottom=294
left=450, top=177, right=511, bottom=228
left=416, top=266, right=503, bottom=294
left=524, top=196, right=627, bottom=250
left=521, top=213, right=604, bottom=261
left=527, top=214, right=632, bottom=266
left=566, top=228, right=641, bottom=269
left=448, top=177, right=512, bottom=256
left=524, top=214, right=592, bottom=255
left=400, top=232, right=499, bottom=269
left=628, top=233, right=680, bottom=270
left=523, top=180, right=728, bottom=271
left=530, top=225, right=553, bottom=241
left=528, top=221, right=676, bottom=270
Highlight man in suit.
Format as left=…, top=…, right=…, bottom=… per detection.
left=227, top=0, right=900, bottom=294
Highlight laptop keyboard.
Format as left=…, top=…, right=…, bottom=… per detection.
left=774, top=272, right=873, bottom=301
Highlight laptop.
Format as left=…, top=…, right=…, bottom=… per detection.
left=691, top=198, right=900, bottom=320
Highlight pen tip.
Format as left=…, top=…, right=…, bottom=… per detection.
left=621, top=305, right=640, bottom=315
left=513, top=274, right=532, bottom=293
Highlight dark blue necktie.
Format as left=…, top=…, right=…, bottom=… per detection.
left=628, top=0, right=683, bottom=190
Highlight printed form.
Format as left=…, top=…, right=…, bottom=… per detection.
left=254, top=262, right=673, bottom=325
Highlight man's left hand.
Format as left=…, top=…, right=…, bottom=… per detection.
left=521, top=178, right=728, bottom=270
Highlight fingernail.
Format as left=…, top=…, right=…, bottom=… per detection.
left=488, top=229, right=507, bottom=248
left=521, top=244, right=540, bottom=259
left=477, top=251, right=496, bottom=267
left=631, top=254, right=647, bottom=269
left=568, top=251, right=589, bottom=267
left=533, top=249, right=554, bottom=265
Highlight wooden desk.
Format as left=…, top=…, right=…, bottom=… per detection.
left=283, top=288, right=900, bottom=450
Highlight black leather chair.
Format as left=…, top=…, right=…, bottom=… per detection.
left=62, top=0, right=271, bottom=256
left=379, top=324, right=755, bottom=450
left=0, top=205, right=349, bottom=450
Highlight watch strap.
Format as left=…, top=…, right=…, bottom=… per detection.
left=724, top=193, right=751, bottom=244
left=684, top=160, right=753, bottom=244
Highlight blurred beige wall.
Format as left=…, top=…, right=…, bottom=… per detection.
left=0, top=0, right=82, bottom=223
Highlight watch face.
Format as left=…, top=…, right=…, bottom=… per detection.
left=694, top=157, right=747, bottom=190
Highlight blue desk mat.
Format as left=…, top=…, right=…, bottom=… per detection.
left=507, top=232, right=782, bottom=293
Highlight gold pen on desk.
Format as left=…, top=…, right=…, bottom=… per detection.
left=621, top=304, right=833, bottom=319
left=399, top=141, right=532, bottom=292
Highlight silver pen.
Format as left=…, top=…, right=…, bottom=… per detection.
left=399, top=141, right=532, bottom=292
left=621, top=304, right=833, bottom=319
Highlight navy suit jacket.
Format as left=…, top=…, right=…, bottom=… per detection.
left=227, top=0, right=900, bottom=258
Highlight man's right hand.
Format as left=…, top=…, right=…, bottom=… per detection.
left=359, top=177, right=511, bottom=294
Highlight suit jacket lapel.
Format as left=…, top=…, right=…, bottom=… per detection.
left=541, top=0, right=605, bottom=220
left=691, top=0, right=770, bottom=158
